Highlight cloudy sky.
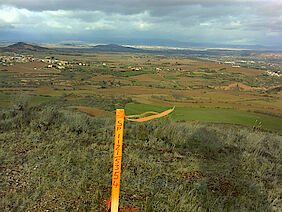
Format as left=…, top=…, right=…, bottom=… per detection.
left=0, top=0, right=281, bottom=48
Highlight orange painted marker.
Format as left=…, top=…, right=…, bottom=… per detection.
left=107, top=107, right=175, bottom=211
left=111, top=109, right=125, bottom=212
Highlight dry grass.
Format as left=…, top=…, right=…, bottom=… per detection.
left=0, top=104, right=281, bottom=211
left=212, top=82, right=265, bottom=91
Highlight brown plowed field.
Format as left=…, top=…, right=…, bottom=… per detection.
left=1, top=61, right=58, bottom=73
left=77, top=106, right=113, bottom=117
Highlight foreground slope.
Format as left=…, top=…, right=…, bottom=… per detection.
left=0, top=102, right=281, bottom=211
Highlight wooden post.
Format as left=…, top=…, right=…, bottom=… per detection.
left=111, top=109, right=125, bottom=212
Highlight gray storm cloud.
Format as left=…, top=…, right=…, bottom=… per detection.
left=0, top=0, right=281, bottom=47
left=0, top=0, right=258, bottom=12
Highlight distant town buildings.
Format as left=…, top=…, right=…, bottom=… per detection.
left=129, top=66, right=142, bottom=71
left=266, top=70, right=281, bottom=77
left=0, top=54, right=89, bottom=71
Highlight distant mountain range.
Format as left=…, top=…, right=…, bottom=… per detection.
left=54, top=43, right=153, bottom=53
left=1, top=42, right=281, bottom=55
left=0, top=42, right=149, bottom=54
left=60, top=38, right=281, bottom=51
left=84, top=44, right=147, bottom=52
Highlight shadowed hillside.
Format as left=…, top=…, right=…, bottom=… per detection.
left=0, top=100, right=281, bottom=211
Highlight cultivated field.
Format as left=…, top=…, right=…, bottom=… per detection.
left=0, top=51, right=281, bottom=132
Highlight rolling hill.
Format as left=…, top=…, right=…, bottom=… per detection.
left=53, top=43, right=150, bottom=53
left=0, top=42, right=51, bottom=53
left=90, top=44, right=145, bottom=52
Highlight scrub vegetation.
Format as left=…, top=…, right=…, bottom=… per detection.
left=0, top=100, right=281, bottom=211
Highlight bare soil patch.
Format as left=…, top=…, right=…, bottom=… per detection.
left=129, top=74, right=161, bottom=82
left=77, top=106, right=113, bottom=116
left=1, top=62, right=58, bottom=73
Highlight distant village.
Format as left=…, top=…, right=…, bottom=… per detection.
left=0, top=54, right=150, bottom=73
left=0, top=54, right=280, bottom=77
left=218, top=60, right=281, bottom=77
left=0, top=54, right=88, bottom=71
left=266, top=70, right=281, bottom=77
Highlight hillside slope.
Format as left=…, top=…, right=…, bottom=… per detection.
left=0, top=103, right=281, bottom=211
left=0, top=42, right=51, bottom=53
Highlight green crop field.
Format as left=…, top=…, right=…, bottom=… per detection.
left=0, top=93, right=57, bottom=107
left=126, top=103, right=282, bottom=132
